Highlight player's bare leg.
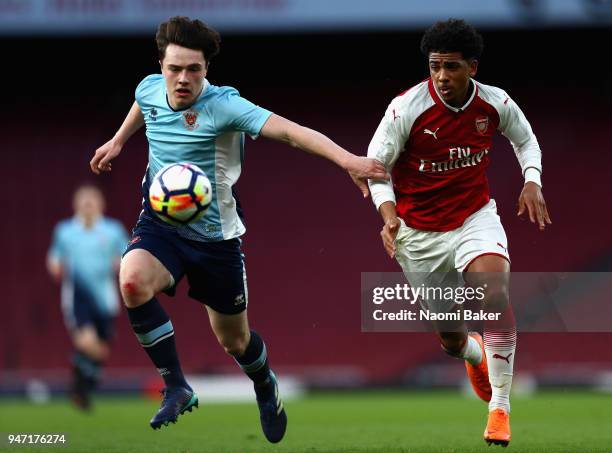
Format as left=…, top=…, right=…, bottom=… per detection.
left=205, top=307, right=250, bottom=356
left=207, top=307, right=287, bottom=443
left=120, top=249, right=198, bottom=429
left=73, top=326, right=110, bottom=361
left=465, top=255, right=513, bottom=447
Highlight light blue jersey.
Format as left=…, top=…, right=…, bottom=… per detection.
left=49, top=217, right=128, bottom=317
left=135, top=74, right=272, bottom=242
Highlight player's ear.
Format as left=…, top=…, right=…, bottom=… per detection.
left=469, top=59, right=478, bottom=77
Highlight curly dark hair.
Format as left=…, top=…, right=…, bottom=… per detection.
left=156, top=16, right=221, bottom=62
left=420, top=19, right=484, bottom=60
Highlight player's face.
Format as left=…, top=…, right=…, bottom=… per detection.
left=429, top=52, right=478, bottom=107
left=73, top=188, right=104, bottom=219
left=161, top=43, right=208, bottom=109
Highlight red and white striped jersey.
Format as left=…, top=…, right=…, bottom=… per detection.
left=368, top=78, right=542, bottom=232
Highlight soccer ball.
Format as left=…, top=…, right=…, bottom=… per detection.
left=149, top=163, right=212, bottom=225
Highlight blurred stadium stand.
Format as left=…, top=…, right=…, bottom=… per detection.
left=2, top=2, right=611, bottom=396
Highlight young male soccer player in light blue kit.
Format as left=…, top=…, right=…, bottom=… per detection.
left=90, top=16, right=387, bottom=442
left=47, top=185, right=128, bottom=410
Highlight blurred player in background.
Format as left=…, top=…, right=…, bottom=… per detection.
left=368, top=19, right=551, bottom=447
left=90, top=16, right=387, bottom=441
left=47, top=185, right=128, bottom=410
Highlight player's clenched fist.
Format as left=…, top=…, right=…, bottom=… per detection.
left=380, top=217, right=400, bottom=258
left=90, top=139, right=123, bottom=174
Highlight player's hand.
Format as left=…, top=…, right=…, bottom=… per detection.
left=90, top=139, right=123, bottom=174
left=46, top=259, right=64, bottom=283
left=381, top=217, right=401, bottom=258
left=346, top=156, right=389, bottom=198
left=518, top=181, right=552, bottom=231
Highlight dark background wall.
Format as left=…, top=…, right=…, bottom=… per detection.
left=3, top=27, right=612, bottom=382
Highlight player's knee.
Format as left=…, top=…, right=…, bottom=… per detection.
left=483, top=285, right=509, bottom=311
left=74, top=332, right=109, bottom=361
left=120, top=272, right=154, bottom=307
left=73, top=334, right=91, bottom=353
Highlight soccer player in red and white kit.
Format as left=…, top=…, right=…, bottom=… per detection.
left=367, top=19, right=551, bottom=447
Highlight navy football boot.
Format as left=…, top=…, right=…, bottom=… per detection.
left=255, top=371, right=287, bottom=443
left=150, top=386, right=198, bottom=429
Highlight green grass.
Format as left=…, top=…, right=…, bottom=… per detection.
left=1, top=391, right=611, bottom=452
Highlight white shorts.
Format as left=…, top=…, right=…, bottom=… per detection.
left=395, top=199, right=510, bottom=312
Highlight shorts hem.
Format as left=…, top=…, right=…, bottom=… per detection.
left=462, top=252, right=510, bottom=273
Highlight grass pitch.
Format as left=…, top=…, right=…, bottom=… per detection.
left=1, top=390, right=611, bottom=452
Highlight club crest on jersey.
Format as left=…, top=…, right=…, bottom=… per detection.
left=475, top=116, right=489, bottom=135
left=182, top=109, right=200, bottom=131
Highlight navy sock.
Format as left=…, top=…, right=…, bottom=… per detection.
left=234, top=330, right=271, bottom=386
left=127, top=298, right=188, bottom=389
left=72, top=351, right=100, bottom=392
left=73, top=351, right=100, bottom=381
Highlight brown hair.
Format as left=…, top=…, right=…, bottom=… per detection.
left=156, top=16, right=221, bottom=63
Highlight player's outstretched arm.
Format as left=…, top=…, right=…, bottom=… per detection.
left=518, top=181, right=551, bottom=231
left=90, top=101, right=145, bottom=174
left=260, top=114, right=389, bottom=197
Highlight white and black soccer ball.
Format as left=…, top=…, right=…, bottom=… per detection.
left=149, top=163, right=212, bottom=225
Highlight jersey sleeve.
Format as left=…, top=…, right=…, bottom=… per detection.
left=497, top=93, right=543, bottom=184
left=135, top=74, right=163, bottom=108
left=48, top=223, right=65, bottom=261
left=213, top=88, right=273, bottom=139
left=367, top=99, right=408, bottom=210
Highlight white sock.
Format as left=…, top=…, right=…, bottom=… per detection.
left=484, top=331, right=516, bottom=413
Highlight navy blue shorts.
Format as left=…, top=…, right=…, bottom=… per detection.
left=62, top=280, right=116, bottom=341
left=124, top=216, right=248, bottom=315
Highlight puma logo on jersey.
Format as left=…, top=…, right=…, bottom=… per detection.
left=392, top=109, right=400, bottom=121
left=424, top=128, right=440, bottom=140
left=492, top=352, right=513, bottom=364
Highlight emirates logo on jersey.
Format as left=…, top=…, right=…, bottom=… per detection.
left=475, top=116, right=489, bottom=135
left=419, top=147, right=489, bottom=173
left=182, top=109, right=200, bottom=131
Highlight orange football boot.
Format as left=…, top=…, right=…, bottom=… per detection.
left=464, top=332, right=492, bottom=402
left=484, top=408, right=511, bottom=447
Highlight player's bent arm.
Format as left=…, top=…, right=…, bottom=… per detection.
left=498, top=95, right=551, bottom=230
left=498, top=96, right=542, bottom=185
left=260, top=113, right=388, bottom=196
left=113, top=101, right=145, bottom=146
left=90, top=101, right=145, bottom=174
left=379, top=201, right=399, bottom=224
